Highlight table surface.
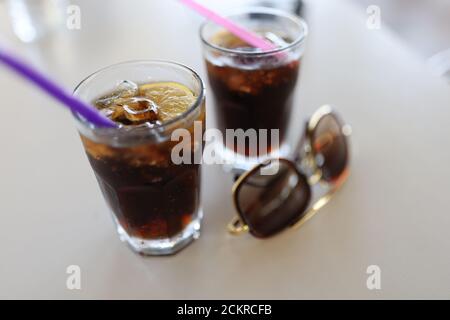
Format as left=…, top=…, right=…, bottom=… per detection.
left=0, top=0, right=449, bottom=299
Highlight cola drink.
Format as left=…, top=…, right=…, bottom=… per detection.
left=73, top=61, right=205, bottom=255
left=206, top=56, right=300, bottom=156
left=201, top=8, right=307, bottom=163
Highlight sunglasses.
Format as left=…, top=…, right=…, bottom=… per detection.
left=228, top=105, right=351, bottom=238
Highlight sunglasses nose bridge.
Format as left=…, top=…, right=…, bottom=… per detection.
left=227, top=216, right=249, bottom=235
left=307, top=170, right=322, bottom=185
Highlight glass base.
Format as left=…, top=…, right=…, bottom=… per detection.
left=115, top=210, right=202, bottom=256
left=214, top=142, right=291, bottom=174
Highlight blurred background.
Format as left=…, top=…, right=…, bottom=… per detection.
left=351, top=0, right=450, bottom=79
left=0, top=0, right=449, bottom=80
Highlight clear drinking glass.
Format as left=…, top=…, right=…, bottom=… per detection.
left=73, top=61, right=206, bottom=255
left=201, top=7, right=307, bottom=171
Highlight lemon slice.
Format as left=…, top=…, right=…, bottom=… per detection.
left=139, top=82, right=197, bottom=122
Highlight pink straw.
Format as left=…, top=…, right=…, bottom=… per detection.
left=180, top=0, right=278, bottom=51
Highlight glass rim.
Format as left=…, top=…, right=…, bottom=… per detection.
left=200, top=6, right=308, bottom=56
left=73, top=59, right=205, bottom=134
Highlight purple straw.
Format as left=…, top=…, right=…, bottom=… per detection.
left=0, top=47, right=116, bottom=128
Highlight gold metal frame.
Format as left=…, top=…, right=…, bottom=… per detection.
left=227, top=105, right=351, bottom=236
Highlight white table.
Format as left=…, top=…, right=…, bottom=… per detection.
left=0, top=0, right=449, bottom=299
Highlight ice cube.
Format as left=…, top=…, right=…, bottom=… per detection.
left=95, top=80, right=139, bottom=108
left=116, top=80, right=139, bottom=97
left=264, top=32, right=289, bottom=47
left=99, top=105, right=127, bottom=122
left=99, top=107, right=115, bottom=118
left=121, top=97, right=159, bottom=123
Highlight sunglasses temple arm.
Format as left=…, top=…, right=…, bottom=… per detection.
left=291, top=191, right=334, bottom=230
left=292, top=166, right=350, bottom=230
left=291, top=188, right=337, bottom=230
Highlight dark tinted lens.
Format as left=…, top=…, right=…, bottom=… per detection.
left=235, top=160, right=311, bottom=238
left=312, top=113, right=348, bottom=182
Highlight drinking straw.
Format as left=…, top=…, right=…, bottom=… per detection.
left=180, top=0, right=278, bottom=51
left=0, top=46, right=117, bottom=128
